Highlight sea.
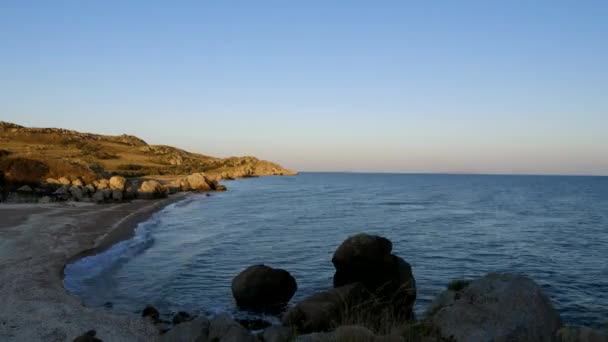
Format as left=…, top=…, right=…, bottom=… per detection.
left=64, top=173, right=608, bottom=327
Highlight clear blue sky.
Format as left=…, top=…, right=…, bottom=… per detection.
left=1, top=1, right=607, bottom=175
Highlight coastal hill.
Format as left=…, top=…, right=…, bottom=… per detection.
left=0, top=121, right=296, bottom=186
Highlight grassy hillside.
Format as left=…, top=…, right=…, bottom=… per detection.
left=0, top=121, right=296, bottom=186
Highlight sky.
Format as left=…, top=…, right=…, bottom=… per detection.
left=1, top=1, right=607, bottom=175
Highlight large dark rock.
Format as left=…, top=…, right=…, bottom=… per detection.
left=427, top=272, right=562, bottom=342
left=160, top=317, right=210, bottom=342
left=282, top=283, right=371, bottom=333
left=232, top=264, right=297, bottom=312
left=142, top=305, right=160, bottom=323
left=73, top=330, right=102, bottom=342
left=208, top=313, right=257, bottom=342
left=332, top=233, right=416, bottom=320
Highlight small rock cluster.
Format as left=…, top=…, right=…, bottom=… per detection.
left=4, top=172, right=225, bottom=203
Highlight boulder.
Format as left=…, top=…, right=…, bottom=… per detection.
left=236, top=318, right=272, bottom=330
left=58, top=177, right=71, bottom=185
left=17, top=185, right=33, bottom=193
left=69, top=186, right=85, bottom=201
left=232, top=264, right=297, bottom=312
left=85, top=184, right=96, bottom=194
left=557, top=326, right=608, bottom=342
left=138, top=180, right=168, bottom=199
left=96, top=178, right=110, bottom=190
left=215, top=184, right=227, bottom=191
left=73, top=330, right=102, bottom=342
left=296, top=325, right=376, bottom=342
left=172, top=311, right=193, bottom=325
left=170, top=177, right=191, bottom=192
left=109, top=176, right=127, bottom=191
left=208, top=313, right=256, bottom=342
left=142, top=305, right=160, bottom=323
left=282, top=283, right=370, bottom=333
left=46, top=178, right=61, bottom=185
left=260, top=326, right=296, bottom=342
left=53, top=186, right=70, bottom=201
left=160, top=317, right=210, bottom=342
left=111, top=189, right=123, bottom=201
left=124, top=184, right=137, bottom=200
left=332, top=234, right=416, bottom=320
left=71, top=177, right=85, bottom=187
left=186, top=173, right=213, bottom=191
left=427, top=272, right=562, bottom=342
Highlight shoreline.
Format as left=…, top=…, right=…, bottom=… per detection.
left=0, top=193, right=193, bottom=342
left=63, top=192, right=192, bottom=268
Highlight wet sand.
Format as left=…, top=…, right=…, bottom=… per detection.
left=0, top=194, right=189, bottom=342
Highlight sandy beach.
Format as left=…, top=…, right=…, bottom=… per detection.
left=0, top=194, right=189, bottom=342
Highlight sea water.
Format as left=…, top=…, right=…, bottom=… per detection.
left=64, top=173, right=608, bottom=327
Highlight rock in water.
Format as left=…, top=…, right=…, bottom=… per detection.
left=427, top=272, right=562, bottom=342
left=332, top=233, right=416, bottom=320
left=282, top=283, right=371, bottom=333
left=231, top=264, right=297, bottom=312
left=172, top=311, right=193, bottom=325
left=142, top=305, right=160, bottom=323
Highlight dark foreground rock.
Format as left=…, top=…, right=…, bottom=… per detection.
left=426, top=272, right=562, bottom=342
left=332, top=233, right=416, bottom=320
left=557, top=326, right=608, bottom=342
left=72, top=330, right=102, bottom=342
left=142, top=305, right=160, bottom=323
left=208, top=313, right=257, bottom=342
left=232, top=264, right=298, bottom=312
left=160, top=317, right=209, bottom=342
left=282, top=282, right=371, bottom=333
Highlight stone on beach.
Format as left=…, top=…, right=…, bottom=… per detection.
left=186, top=173, right=214, bottom=191
left=138, top=180, right=168, bottom=199
left=232, top=264, right=298, bottom=312
left=109, top=176, right=127, bottom=191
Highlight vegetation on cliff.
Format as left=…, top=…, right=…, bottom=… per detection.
left=0, top=121, right=296, bottom=190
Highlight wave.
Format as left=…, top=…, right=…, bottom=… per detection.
left=64, top=218, right=159, bottom=292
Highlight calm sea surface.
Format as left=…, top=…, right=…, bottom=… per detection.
left=64, top=173, right=608, bottom=327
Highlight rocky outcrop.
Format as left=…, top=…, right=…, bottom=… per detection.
left=186, top=173, right=214, bottom=191
left=282, top=283, right=371, bottom=333
left=232, top=264, right=298, bottom=312
left=332, top=234, right=416, bottom=320
left=427, top=272, right=562, bottom=342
